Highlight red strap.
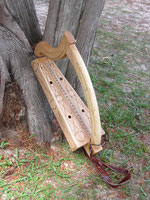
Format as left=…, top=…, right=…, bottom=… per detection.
left=85, top=150, right=131, bottom=188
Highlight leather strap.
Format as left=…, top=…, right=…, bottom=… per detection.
left=85, top=148, right=131, bottom=188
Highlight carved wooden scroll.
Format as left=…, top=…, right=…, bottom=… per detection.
left=34, top=32, right=76, bottom=61
left=32, top=32, right=104, bottom=155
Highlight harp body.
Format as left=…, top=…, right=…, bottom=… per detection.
left=32, top=32, right=104, bottom=155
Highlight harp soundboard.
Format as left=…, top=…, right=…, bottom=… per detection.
left=32, top=32, right=105, bottom=155
left=31, top=32, right=131, bottom=187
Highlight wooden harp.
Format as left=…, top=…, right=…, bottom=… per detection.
left=31, top=32, right=105, bottom=156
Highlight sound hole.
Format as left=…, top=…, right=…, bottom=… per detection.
left=68, top=115, right=71, bottom=119
left=50, top=81, right=53, bottom=84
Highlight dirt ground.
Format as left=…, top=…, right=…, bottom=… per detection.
left=0, top=0, right=149, bottom=199
left=10, top=0, right=149, bottom=153
left=1, top=0, right=149, bottom=143
left=102, top=0, right=150, bottom=32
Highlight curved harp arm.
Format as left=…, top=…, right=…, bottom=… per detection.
left=66, top=44, right=104, bottom=155
left=34, top=32, right=104, bottom=155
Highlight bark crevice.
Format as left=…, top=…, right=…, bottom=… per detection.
left=0, top=56, right=9, bottom=114
left=0, top=0, right=105, bottom=144
left=4, top=0, right=42, bottom=45
left=0, top=0, right=53, bottom=143
left=44, top=0, right=105, bottom=96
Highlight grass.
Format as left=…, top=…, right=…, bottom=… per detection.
left=88, top=16, right=150, bottom=199
left=0, top=143, right=103, bottom=199
left=1, top=2, right=150, bottom=200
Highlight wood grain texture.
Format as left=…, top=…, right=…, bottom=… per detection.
left=0, top=0, right=54, bottom=143
left=66, top=44, right=104, bottom=155
left=44, top=0, right=84, bottom=47
left=3, top=0, right=42, bottom=45
left=65, top=0, right=105, bottom=96
left=34, top=32, right=76, bottom=60
left=0, top=25, right=53, bottom=142
left=32, top=57, right=91, bottom=151
left=43, top=0, right=85, bottom=77
left=0, top=0, right=31, bottom=48
left=33, top=32, right=104, bottom=155
left=43, top=0, right=105, bottom=96
left=0, top=56, right=9, bottom=114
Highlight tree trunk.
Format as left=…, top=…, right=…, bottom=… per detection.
left=44, top=0, right=105, bottom=96
left=0, top=0, right=52, bottom=143
left=0, top=0, right=105, bottom=144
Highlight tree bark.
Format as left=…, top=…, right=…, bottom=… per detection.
left=44, top=0, right=85, bottom=76
left=44, top=0, right=105, bottom=96
left=0, top=0, right=105, bottom=144
left=0, top=0, right=52, bottom=143
left=3, top=0, right=42, bottom=45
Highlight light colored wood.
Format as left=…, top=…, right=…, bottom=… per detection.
left=33, top=31, right=104, bottom=155
left=66, top=44, right=104, bottom=155
left=43, top=0, right=105, bottom=96
left=34, top=32, right=76, bottom=61
left=32, top=57, right=91, bottom=151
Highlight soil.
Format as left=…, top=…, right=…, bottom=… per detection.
left=0, top=1, right=149, bottom=199
left=101, top=0, right=150, bottom=32
left=1, top=0, right=149, bottom=149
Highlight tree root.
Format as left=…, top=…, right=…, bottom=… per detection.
left=0, top=26, right=53, bottom=143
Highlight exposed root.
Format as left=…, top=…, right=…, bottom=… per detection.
left=0, top=26, right=53, bottom=143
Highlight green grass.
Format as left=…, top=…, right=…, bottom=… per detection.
left=1, top=4, right=150, bottom=200
left=0, top=144, right=104, bottom=199
left=88, top=17, right=150, bottom=199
